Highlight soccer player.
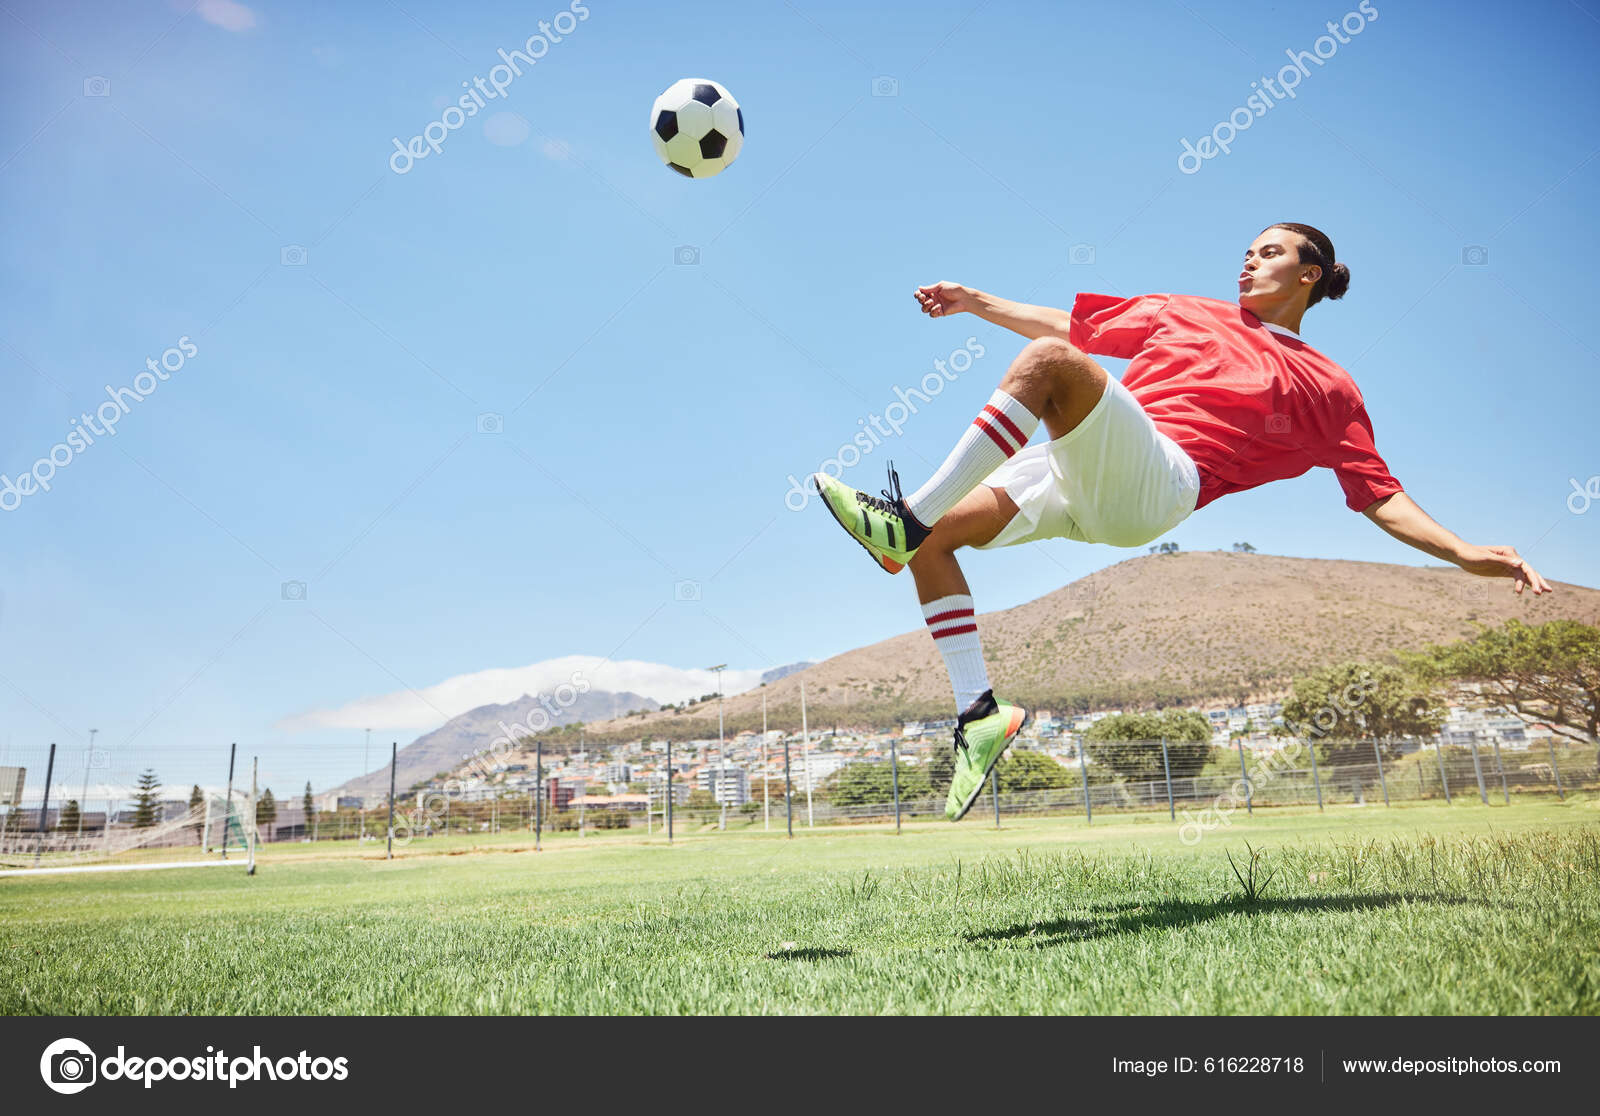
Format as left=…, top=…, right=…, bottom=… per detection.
left=812, top=223, right=1554, bottom=822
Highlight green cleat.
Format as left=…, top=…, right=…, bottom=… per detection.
left=811, top=463, right=931, bottom=575
left=944, top=690, right=1029, bottom=821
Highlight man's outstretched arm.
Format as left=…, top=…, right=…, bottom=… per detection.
left=1363, top=491, right=1554, bottom=595
left=915, top=282, right=1074, bottom=341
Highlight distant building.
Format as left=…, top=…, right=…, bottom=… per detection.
left=697, top=764, right=749, bottom=807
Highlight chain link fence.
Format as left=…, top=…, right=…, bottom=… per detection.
left=1, top=734, right=1594, bottom=870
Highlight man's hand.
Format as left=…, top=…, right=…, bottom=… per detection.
left=1455, top=543, right=1555, bottom=596
left=914, top=281, right=972, bottom=318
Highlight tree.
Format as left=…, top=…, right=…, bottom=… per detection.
left=995, top=751, right=1072, bottom=793
left=58, top=799, right=80, bottom=832
left=924, top=744, right=956, bottom=796
left=685, top=788, right=716, bottom=811
left=1280, top=661, right=1443, bottom=772
left=257, top=788, right=277, bottom=841
left=1401, top=619, right=1599, bottom=746
left=303, top=781, right=316, bottom=839
left=188, top=784, right=205, bottom=844
left=823, top=761, right=930, bottom=806
left=1232, top=541, right=1257, bottom=553
left=132, top=769, right=161, bottom=829
left=1085, top=711, right=1213, bottom=779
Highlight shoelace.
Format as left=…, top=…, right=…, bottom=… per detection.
left=952, top=724, right=969, bottom=754
left=858, top=461, right=906, bottom=517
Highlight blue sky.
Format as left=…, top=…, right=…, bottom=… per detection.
left=2, top=0, right=1596, bottom=794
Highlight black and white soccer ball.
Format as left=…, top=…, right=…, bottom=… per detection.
left=650, top=78, right=743, bottom=178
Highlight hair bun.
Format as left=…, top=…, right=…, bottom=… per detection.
left=1325, top=261, right=1351, bottom=301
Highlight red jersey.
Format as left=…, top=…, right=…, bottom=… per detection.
left=1068, top=292, right=1403, bottom=513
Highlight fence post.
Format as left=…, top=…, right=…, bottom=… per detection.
left=535, top=740, right=544, bottom=851
left=1160, top=738, right=1175, bottom=821
left=1434, top=741, right=1452, bottom=804
left=1078, top=744, right=1092, bottom=825
left=1235, top=738, right=1252, bottom=816
left=32, top=742, right=57, bottom=867
left=247, top=757, right=258, bottom=876
left=990, top=768, right=1001, bottom=829
left=1548, top=738, right=1565, bottom=801
left=1373, top=737, right=1390, bottom=808
left=222, top=741, right=236, bottom=860
left=664, top=740, right=672, bottom=844
left=889, top=735, right=901, bottom=835
left=1468, top=738, right=1488, bottom=804
left=385, top=742, right=396, bottom=860
left=783, top=733, right=793, bottom=839
left=1308, top=739, right=1324, bottom=811
left=1491, top=738, right=1510, bottom=804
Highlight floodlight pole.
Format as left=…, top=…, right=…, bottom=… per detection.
left=707, top=664, right=727, bottom=831
left=783, top=731, right=793, bottom=839
left=800, top=680, right=813, bottom=828
left=762, top=691, right=769, bottom=832
left=665, top=740, right=673, bottom=843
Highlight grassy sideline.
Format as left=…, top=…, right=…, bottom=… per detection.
left=2, top=800, right=1597, bottom=1015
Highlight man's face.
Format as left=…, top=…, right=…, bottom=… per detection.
left=1238, top=229, right=1319, bottom=312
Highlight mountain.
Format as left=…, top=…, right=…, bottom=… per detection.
left=760, top=662, right=815, bottom=686
left=578, top=550, right=1600, bottom=742
left=335, top=689, right=657, bottom=798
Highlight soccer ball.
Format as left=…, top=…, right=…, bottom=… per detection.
left=650, top=79, right=743, bottom=178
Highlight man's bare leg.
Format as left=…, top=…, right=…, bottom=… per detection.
left=907, top=484, right=1018, bottom=603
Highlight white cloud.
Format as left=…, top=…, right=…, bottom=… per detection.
left=484, top=111, right=530, bottom=147
left=197, top=0, right=258, bottom=32
left=277, top=655, right=768, bottom=733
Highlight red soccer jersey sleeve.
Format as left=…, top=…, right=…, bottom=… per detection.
left=1326, top=400, right=1405, bottom=512
left=1068, top=293, right=1172, bottom=358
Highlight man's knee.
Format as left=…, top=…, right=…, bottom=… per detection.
left=1002, top=337, right=1098, bottom=396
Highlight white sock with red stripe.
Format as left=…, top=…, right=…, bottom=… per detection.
left=904, top=389, right=1038, bottom=527
left=922, top=594, right=991, bottom=713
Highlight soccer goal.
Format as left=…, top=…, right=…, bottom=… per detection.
left=0, top=764, right=258, bottom=879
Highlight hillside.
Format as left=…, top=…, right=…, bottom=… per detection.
left=583, top=550, right=1600, bottom=742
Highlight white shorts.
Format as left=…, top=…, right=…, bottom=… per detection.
left=975, top=375, right=1200, bottom=550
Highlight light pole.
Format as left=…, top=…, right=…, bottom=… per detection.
left=77, top=728, right=97, bottom=841
left=707, top=664, right=727, bottom=830
left=363, top=727, right=371, bottom=840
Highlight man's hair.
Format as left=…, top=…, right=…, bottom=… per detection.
left=1266, top=222, right=1350, bottom=308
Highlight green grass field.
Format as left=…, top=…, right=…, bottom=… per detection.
left=3, top=800, right=1598, bottom=1015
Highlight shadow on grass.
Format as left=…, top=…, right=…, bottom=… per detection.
left=765, top=947, right=853, bottom=961
left=965, top=892, right=1485, bottom=947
